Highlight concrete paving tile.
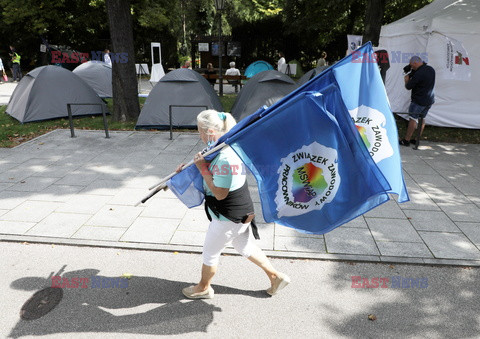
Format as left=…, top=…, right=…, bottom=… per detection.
left=366, top=218, right=423, bottom=242
left=56, top=195, right=112, bottom=214
left=72, top=226, right=126, bottom=241
left=54, top=170, right=101, bottom=186
left=274, top=235, right=326, bottom=253
left=150, top=153, right=190, bottom=165
left=8, top=176, right=60, bottom=192
left=376, top=241, right=433, bottom=258
left=27, top=185, right=84, bottom=203
left=85, top=205, right=143, bottom=227
left=412, top=174, right=455, bottom=189
left=120, top=217, right=179, bottom=244
left=178, top=209, right=209, bottom=232
left=274, top=224, right=324, bottom=237
left=80, top=179, right=125, bottom=196
left=1, top=201, right=61, bottom=222
left=123, top=173, right=162, bottom=189
left=422, top=186, right=471, bottom=205
left=364, top=200, right=405, bottom=219
left=450, top=182, right=480, bottom=196
left=253, top=202, right=267, bottom=223
left=0, top=209, right=7, bottom=217
left=141, top=198, right=188, bottom=219
left=255, top=223, right=274, bottom=250
left=26, top=213, right=91, bottom=238
left=456, top=222, right=480, bottom=245
left=324, top=227, right=379, bottom=255
left=0, top=183, right=13, bottom=192
left=0, top=191, right=28, bottom=209
left=423, top=160, right=463, bottom=171
left=0, top=220, right=36, bottom=234
left=402, top=163, right=436, bottom=175
left=169, top=230, right=206, bottom=246
left=419, top=231, right=480, bottom=260
left=398, top=189, right=440, bottom=211
left=0, top=169, right=31, bottom=183
left=467, top=195, right=480, bottom=207
left=32, top=165, right=79, bottom=178
left=108, top=188, right=154, bottom=206
left=0, top=161, right=18, bottom=172
left=404, top=210, right=460, bottom=232
left=438, top=203, right=480, bottom=222
left=342, top=216, right=369, bottom=228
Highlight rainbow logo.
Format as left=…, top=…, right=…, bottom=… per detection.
left=356, top=125, right=370, bottom=148
left=292, top=162, right=328, bottom=202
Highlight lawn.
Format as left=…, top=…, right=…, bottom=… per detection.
left=1, top=94, right=479, bottom=147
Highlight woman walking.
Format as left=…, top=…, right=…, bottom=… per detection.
left=180, top=109, right=290, bottom=299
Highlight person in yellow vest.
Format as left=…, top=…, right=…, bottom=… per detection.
left=9, top=45, right=22, bottom=82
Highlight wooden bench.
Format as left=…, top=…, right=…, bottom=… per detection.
left=201, top=74, right=247, bottom=89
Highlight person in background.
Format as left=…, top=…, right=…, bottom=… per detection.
left=103, top=49, right=112, bottom=65
left=400, top=56, right=435, bottom=147
left=182, top=60, right=192, bottom=69
left=317, top=51, right=328, bottom=67
left=180, top=110, right=291, bottom=299
left=9, top=46, right=22, bottom=82
left=374, top=48, right=390, bottom=84
left=204, top=62, right=217, bottom=87
left=277, top=51, right=286, bottom=72
left=225, top=61, right=241, bottom=93
left=0, top=57, right=5, bottom=84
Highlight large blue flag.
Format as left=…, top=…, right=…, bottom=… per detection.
left=275, top=42, right=409, bottom=202
left=224, top=90, right=390, bottom=233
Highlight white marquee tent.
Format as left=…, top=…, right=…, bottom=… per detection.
left=379, top=0, right=479, bottom=128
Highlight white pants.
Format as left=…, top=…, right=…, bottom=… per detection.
left=203, top=218, right=257, bottom=266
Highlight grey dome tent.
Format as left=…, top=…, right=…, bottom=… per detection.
left=73, top=61, right=112, bottom=97
left=231, top=70, right=297, bottom=122
left=136, top=68, right=223, bottom=129
left=296, top=66, right=329, bottom=86
left=6, top=65, right=107, bottom=123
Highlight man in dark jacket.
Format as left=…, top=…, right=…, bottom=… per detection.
left=400, top=56, right=435, bottom=146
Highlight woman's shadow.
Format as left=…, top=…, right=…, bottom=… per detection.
left=9, top=267, right=268, bottom=338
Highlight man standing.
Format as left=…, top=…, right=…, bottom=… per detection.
left=399, top=56, right=435, bottom=146
left=9, top=45, right=22, bottom=82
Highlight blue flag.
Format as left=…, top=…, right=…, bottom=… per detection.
left=271, top=42, right=409, bottom=202
left=224, top=90, right=390, bottom=234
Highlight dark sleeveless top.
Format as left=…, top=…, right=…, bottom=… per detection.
left=204, top=181, right=260, bottom=239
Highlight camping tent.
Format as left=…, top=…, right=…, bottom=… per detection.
left=231, top=70, right=297, bottom=122
left=379, top=0, right=480, bottom=128
left=6, top=65, right=108, bottom=123
left=244, top=60, right=274, bottom=78
left=136, top=68, right=223, bottom=129
left=73, top=61, right=112, bottom=97
left=296, top=66, right=329, bottom=86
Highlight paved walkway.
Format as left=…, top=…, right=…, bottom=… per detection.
left=1, top=129, right=480, bottom=266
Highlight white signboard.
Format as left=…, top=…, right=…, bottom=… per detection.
left=198, top=43, right=209, bottom=52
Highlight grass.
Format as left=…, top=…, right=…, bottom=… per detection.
left=1, top=95, right=479, bottom=147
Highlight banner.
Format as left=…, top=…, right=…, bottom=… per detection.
left=347, top=35, right=363, bottom=55
left=443, top=35, right=471, bottom=81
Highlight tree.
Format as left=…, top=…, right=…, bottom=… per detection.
left=105, top=0, right=140, bottom=122
left=363, top=0, right=386, bottom=46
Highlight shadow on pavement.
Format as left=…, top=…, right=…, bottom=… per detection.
left=8, top=267, right=265, bottom=338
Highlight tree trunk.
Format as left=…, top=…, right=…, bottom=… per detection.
left=363, top=0, right=387, bottom=46
left=105, top=0, right=139, bottom=121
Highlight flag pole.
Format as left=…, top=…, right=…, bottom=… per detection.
left=137, top=142, right=227, bottom=206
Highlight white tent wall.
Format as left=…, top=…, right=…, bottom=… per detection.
left=379, top=0, right=480, bottom=129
